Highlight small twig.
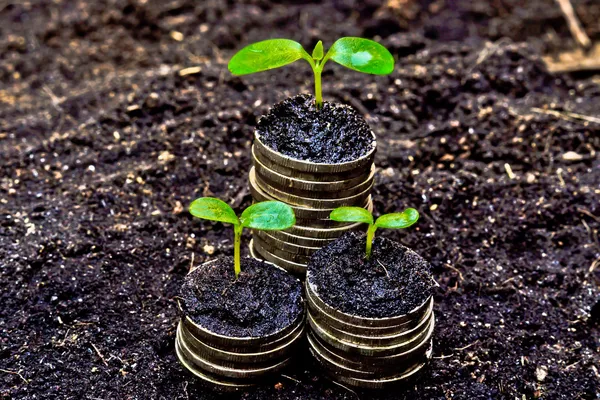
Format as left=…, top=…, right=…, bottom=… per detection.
left=581, top=219, right=600, bottom=249
left=578, top=208, right=600, bottom=222
left=501, top=277, right=516, bottom=286
left=58, top=328, right=71, bottom=346
left=91, top=343, right=109, bottom=367
left=0, top=368, right=28, bottom=384
left=465, top=39, right=510, bottom=75
left=281, top=374, right=301, bottom=384
left=443, top=263, right=464, bottom=282
left=330, top=379, right=361, bottom=400
left=189, top=253, right=195, bottom=273
left=589, top=257, right=600, bottom=274
left=555, top=0, right=591, bottom=50
left=182, top=381, right=189, bottom=400
left=454, top=340, right=480, bottom=351
left=504, top=163, right=516, bottom=180
left=556, top=168, right=566, bottom=187
left=433, top=354, right=455, bottom=360
left=531, top=107, right=600, bottom=125
left=42, top=85, right=65, bottom=111
left=565, top=360, right=581, bottom=370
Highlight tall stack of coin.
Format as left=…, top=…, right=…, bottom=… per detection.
left=249, top=132, right=376, bottom=275
left=305, top=275, right=435, bottom=389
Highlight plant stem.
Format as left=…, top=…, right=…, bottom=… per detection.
left=366, top=224, right=377, bottom=259
left=233, top=224, right=243, bottom=278
left=314, top=66, right=323, bottom=109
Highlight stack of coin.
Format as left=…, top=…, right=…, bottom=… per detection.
left=305, top=274, right=435, bottom=389
left=175, top=262, right=306, bottom=391
left=249, top=132, right=376, bottom=275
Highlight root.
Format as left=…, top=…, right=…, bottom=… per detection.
left=454, top=340, right=480, bottom=351
left=91, top=343, right=109, bottom=367
left=376, top=260, right=391, bottom=279
left=443, top=263, right=464, bottom=282
left=0, top=368, right=28, bottom=384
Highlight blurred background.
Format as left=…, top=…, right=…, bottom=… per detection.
left=1, top=1, right=599, bottom=400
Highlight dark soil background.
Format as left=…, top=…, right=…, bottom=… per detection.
left=1, top=1, right=599, bottom=399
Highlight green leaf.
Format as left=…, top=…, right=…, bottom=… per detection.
left=189, top=197, right=239, bottom=226
left=330, top=207, right=374, bottom=225
left=327, top=37, right=394, bottom=75
left=240, top=201, right=296, bottom=231
left=312, top=40, right=324, bottom=61
left=228, top=39, right=311, bottom=76
left=375, top=208, right=419, bottom=229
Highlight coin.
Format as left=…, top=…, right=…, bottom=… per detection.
left=308, top=332, right=433, bottom=389
left=254, top=131, right=376, bottom=175
left=253, top=234, right=312, bottom=264
left=255, top=231, right=320, bottom=257
left=253, top=149, right=375, bottom=198
left=251, top=168, right=373, bottom=209
left=251, top=239, right=307, bottom=275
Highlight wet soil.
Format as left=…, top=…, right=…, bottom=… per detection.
left=179, top=257, right=303, bottom=338
left=257, top=94, right=374, bottom=163
left=308, top=232, right=433, bottom=318
left=1, top=1, right=599, bottom=400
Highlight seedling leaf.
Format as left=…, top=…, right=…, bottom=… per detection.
left=189, top=197, right=239, bottom=226
left=375, top=208, right=419, bottom=229
left=240, top=201, right=296, bottom=230
left=312, top=40, right=324, bottom=61
left=327, top=37, right=394, bottom=75
left=189, top=198, right=296, bottom=278
left=228, top=36, right=395, bottom=108
left=329, top=206, right=420, bottom=259
left=330, top=207, right=373, bottom=225
left=228, top=39, right=311, bottom=76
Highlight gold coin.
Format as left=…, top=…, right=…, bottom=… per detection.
left=253, top=148, right=375, bottom=198
left=255, top=231, right=320, bottom=257
left=307, top=311, right=435, bottom=357
left=306, top=289, right=433, bottom=336
left=306, top=275, right=433, bottom=328
left=251, top=239, right=307, bottom=275
left=308, top=332, right=433, bottom=389
left=249, top=174, right=370, bottom=219
left=254, top=131, right=376, bottom=175
left=260, top=229, right=336, bottom=248
left=253, top=234, right=312, bottom=265
left=251, top=168, right=373, bottom=209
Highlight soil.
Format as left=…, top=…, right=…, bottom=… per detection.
left=308, top=232, right=433, bottom=318
left=179, top=257, right=303, bottom=338
left=257, top=94, right=374, bottom=163
left=1, top=1, right=599, bottom=400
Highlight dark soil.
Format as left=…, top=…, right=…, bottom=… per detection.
left=257, top=94, right=374, bottom=163
left=309, top=232, right=433, bottom=318
left=1, top=1, right=599, bottom=400
left=179, top=257, right=303, bottom=338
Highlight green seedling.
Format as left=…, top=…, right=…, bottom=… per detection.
left=189, top=198, right=296, bottom=278
left=228, top=37, right=394, bottom=108
left=330, top=207, right=419, bottom=259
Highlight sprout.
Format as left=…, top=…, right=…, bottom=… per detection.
left=189, top=198, right=296, bottom=278
left=228, top=37, right=395, bottom=108
left=330, top=207, right=419, bottom=259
